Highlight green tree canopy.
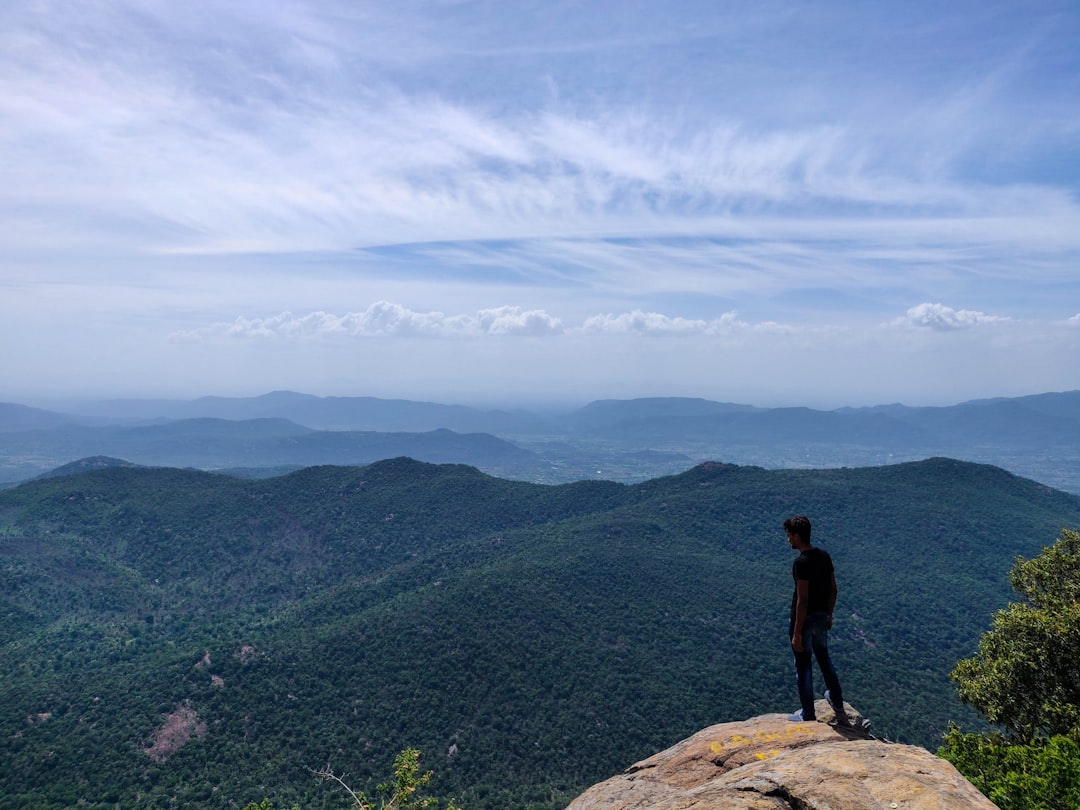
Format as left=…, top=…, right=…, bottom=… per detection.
left=950, top=528, right=1080, bottom=742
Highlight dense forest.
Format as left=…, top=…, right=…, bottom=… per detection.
left=2, top=456, right=1079, bottom=809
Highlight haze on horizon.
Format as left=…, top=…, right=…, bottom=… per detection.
left=2, top=1, right=1079, bottom=411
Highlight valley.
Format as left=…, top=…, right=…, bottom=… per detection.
left=2, top=456, right=1079, bottom=808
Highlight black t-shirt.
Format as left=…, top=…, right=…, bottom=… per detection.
left=790, top=547, right=835, bottom=617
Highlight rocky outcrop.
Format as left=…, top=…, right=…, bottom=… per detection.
left=566, top=700, right=996, bottom=809
left=143, top=702, right=207, bottom=762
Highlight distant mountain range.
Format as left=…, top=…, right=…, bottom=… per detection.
left=2, top=391, right=554, bottom=433
left=2, top=389, right=1078, bottom=492
left=3, top=456, right=1079, bottom=808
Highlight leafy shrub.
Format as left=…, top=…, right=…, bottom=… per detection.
left=942, top=529, right=1080, bottom=808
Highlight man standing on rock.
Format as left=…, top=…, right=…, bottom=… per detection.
left=785, top=514, right=850, bottom=726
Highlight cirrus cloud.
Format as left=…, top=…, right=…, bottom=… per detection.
left=4, top=1, right=1080, bottom=406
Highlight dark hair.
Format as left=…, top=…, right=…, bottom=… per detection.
left=783, top=514, right=812, bottom=544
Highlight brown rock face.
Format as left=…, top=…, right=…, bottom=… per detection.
left=565, top=702, right=997, bottom=809
left=143, top=702, right=207, bottom=763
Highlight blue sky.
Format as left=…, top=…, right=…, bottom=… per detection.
left=2, top=0, right=1078, bottom=408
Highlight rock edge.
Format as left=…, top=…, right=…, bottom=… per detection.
left=565, top=701, right=997, bottom=809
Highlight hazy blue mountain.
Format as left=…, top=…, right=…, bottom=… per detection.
left=0, top=417, right=539, bottom=479
left=3, top=390, right=1078, bottom=493
left=972, top=390, right=1080, bottom=422
left=844, top=394, right=1080, bottom=449
left=570, top=401, right=929, bottom=446
left=573, top=393, right=1080, bottom=449
left=563, top=396, right=759, bottom=431
left=64, top=389, right=557, bottom=434
left=0, top=402, right=81, bottom=432
left=560, top=392, right=1080, bottom=492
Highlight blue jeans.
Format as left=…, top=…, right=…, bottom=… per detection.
left=790, top=611, right=843, bottom=720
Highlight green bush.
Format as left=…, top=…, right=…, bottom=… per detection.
left=950, top=529, right=1080, bottom=741
left=940, top=729, right=1080, bottom=810
left=942, top=529, right=1080, bottom=808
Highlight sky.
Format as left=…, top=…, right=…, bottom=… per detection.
left=2, top=0, right=1079, bottom=410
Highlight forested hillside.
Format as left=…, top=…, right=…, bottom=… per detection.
left=1, top=457, right=1078, bottom=809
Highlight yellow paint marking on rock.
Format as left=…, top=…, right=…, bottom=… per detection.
left=710, top=724, right=814, bottom=753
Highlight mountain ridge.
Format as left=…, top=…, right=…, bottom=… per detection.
left=2, top=456, right=1079, bottom=807
left=3, top=390, right=1078, bottom=493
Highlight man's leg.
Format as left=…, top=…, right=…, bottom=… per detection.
left=794, top=631, right=817, bottom=721
left=808, top=619, right=849, bottom=724
left=809, top=626, right=842, bottom=704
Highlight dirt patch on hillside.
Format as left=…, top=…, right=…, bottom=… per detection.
left=144, top=702, right=207, bottom=762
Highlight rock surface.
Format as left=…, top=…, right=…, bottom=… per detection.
left=565, top=701, right=997, bottom=809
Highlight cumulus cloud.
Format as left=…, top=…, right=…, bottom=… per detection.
left=171, top=303, right=807, bottom=342
left=171, top=301, right=563, bottom=341
left=476, top=306, right=564, bottom=336
left=891, top=303, right=1008, bottom=331
left=580, top=310, right=708, bottom=335
left=578, top=309, right=794, bottom=336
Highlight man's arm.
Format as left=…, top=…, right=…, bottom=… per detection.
left=827, top=573, right=838, bottom=629
left=791, top=579, right=809, bottom=651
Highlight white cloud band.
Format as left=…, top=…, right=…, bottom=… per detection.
left=172, top=301, right=564, bottom=341
left=176, top=301, right=1021, bottom=342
